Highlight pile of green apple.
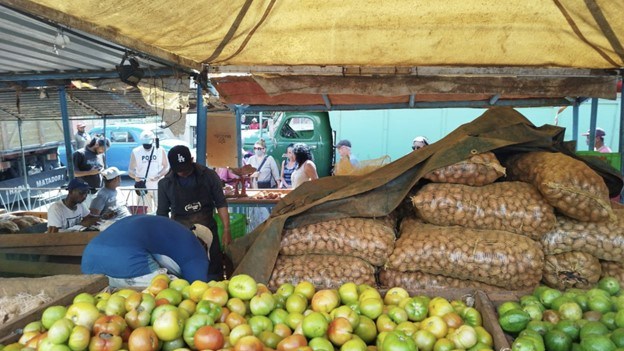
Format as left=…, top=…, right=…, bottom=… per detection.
left=2, top=274, right=495, bottom=351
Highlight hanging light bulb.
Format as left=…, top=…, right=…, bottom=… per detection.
left=53, top=28, right=71, bottom=54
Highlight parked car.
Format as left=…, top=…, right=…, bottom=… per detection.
left=59, top=124, right=191, bottom=173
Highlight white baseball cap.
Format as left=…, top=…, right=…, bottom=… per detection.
left=101, top=167, right=126, bottom=180
left=140, top=131, right=155, bottom=144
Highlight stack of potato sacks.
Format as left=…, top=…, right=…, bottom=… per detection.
left=382, top=151, right=622, bottom=292
left=269, top=215, right=396, bottom=289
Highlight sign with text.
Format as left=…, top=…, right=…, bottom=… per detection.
left=206, top=112, right=238, bottom=168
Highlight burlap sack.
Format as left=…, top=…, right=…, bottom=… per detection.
left=505, top=151, right=613, bottom=222
left=423, top=151, right=505, bottom=186
left=542, top=252, right=601, bottom=290
left=412, top=181, right=556, bottom=239
left=387, top=218, right=543, bottom=290
left=541, top=210, right=624, bottom=261
left=280, top=217, right=395, bottom=266
left=268, top=254, right=376, bottom=289
left=379, top=268, right=513, bottom=292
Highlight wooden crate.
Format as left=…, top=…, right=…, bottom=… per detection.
left=399, top=288, right=510, bottom=350
left=0, top=274, right=108, bottom=344
left=0, top=231, right=99, bottom=277
left=8, top=211, right=48, bottom=219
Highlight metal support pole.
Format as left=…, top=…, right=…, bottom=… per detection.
left=572, top=102, right=579, bottom=145
left=17, top=118, right=31, bottom=209
left=59, top=86, right=74, bottom=179
left=196, top=84, right=207, bottom=166
left=619, top=90, right=624, bottom=202
left=102, top=117, right=108, bottom=168
left=588, top=98, right=599, bottom=151
left=235, top=107, right=243, bottom=167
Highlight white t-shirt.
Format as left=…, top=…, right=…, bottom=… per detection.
left=129, top=146, right=169, bottom=187
left=291, top=160, right=317, bottom=189
left=47, top=200, right=90, bottom=231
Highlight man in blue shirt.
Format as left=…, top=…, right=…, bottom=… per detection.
left=81, top=215, right=213, bottom=286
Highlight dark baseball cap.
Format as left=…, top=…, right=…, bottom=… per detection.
left=334, top=139, right=352, bottom=148
left=168, top=145, right=193, bottom=173
left=67, top=178, right=90, bottom=192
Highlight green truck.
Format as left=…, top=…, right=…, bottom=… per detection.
left=241, top=112, right=335, bottom=177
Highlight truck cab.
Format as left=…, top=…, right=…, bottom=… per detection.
left=242, top=112, right=334, bottom=177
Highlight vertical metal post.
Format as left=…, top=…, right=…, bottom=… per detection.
left=196, top=84, right=207, bottom=166
left=619, top=90, right=624, bottom=202
left=588, top=98, right=599, bottom=151
left=572, top=102, right=579, bottom=145
left=102, top=117, right=108, bottom=168
left=59, top=86, right=74, bottom=179
left=17, top=118, right=31, bottom=209
left=235, top=107, right=243, bottom=167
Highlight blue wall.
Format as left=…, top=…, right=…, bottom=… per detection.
left=330, top=97, right=622, bottom=162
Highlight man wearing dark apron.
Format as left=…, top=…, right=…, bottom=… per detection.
left=157, top=145, right=231, bottom=281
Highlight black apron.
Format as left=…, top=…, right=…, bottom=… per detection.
left=171, top=173, right=224, bottom=281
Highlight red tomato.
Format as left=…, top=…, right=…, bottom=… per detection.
left=128, top=327, right=160, bottom=351
left=195, top=325, right=225, bottom=350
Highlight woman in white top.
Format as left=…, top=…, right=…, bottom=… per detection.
left=247, top=139, right=280, bottom=188
left=291, top=143, right=319, bottom=189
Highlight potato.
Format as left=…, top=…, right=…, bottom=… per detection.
left=423, top=151, right=506, bottom=186
left=387, top=218, right=543, bottom=290
left=504, top=151, right=613, bottom=222
left=268, top=254, right=376, bottom=289
left=280, top=217, right=395, bottom=266
left=541, top=209, right=624, bottom=261
left=412, top=181, right=556, bottom=239
left=379, top=269, right=519, bottom=292
left=542, top=252, right=601, bottom=290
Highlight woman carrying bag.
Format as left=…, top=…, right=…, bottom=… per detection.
left=247, top=139, right=280, bottom=188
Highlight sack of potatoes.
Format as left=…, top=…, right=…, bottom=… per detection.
left=268, top=254, right=376, bottom=290
left=280, top=217, right=395, bottom=266
left=423, top=151, right=506, bottom=186
left=387, top=218, right=544, bottom=290
left=542, top=251, right=601, bottom=290
left=541, top=210, right=624, bottom=262
left=412, top=181, right=556, bottom=239
left=379, top=268, right=511, bottom=292
left=505, top=151, right=613, bottom=222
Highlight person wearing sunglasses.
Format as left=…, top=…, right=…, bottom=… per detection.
left=47, top=178, right=99, bottom=233
left=412, top=136, right=429, bottom=151
left=247, top=139, right=280, bottom=189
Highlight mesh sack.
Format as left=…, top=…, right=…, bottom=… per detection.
left=269, top=254, right=376, bottom=290
left=505, top=151, right=613, bottom=222
left=423, top=151, right=506, bottom=186
left=600, top=260, right=624, bottom=286
left=387, top=218, right=543, bottom=290
left=280, top=217, right=395, bottom=266
left=379, top=268, right=515, bottom=292
left=542, top=252, right=601, bottom=290
left=540, top=210, right=624, bottom=261
left=412, top=181, right=556, bottom=239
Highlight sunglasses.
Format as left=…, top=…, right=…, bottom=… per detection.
left=254, top=147, right=264, bottom=150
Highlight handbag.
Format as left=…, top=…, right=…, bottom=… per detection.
left=255, top=156, right=275, bottom=189
left=135, top=147, right=155, bottom=196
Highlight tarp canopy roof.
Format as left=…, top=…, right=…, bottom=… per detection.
left=2, top=0, right=623, bottom=108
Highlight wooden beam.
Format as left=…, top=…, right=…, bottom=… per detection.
left=0, top=231, right=98, bottom=248
left=0, top=258, right=82, bottom=276
left=0, top=245, right=86, bottom=256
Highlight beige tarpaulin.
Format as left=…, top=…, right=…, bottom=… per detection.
left=3, top=0, right=623, bottom=69
left=227, top=107, right=623, bottom=283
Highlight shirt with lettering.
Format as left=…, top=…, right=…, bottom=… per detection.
left=47, top=200, right=89, bottom=231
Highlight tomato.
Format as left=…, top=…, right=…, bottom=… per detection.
left=88, top=334, right=123, bottom=351
left=249, top=316, right=274, bottom=336
left=387, top=307, right=408, bottom=325
left=93, top=315, right=127, bottom=337
left=428, top=297, right=454, bottom=318
left=154, top=288, right=182, bottom=307
left=200, top=286, right=229, bottom=307
left=309, top=337, right=334, bottom=351
left=460, top=307, right=482, bottom=327
left=328, top=317, right=354, bottom=347
left=403, top=297, right=428, bottom=322
left=161, top=337, right=185, bottom=351
left=276, top=283, right=295, bottom=299
left=474, top=326, right=493, bottom=347
left=394, top=321, right=417, bottom=337
left=259, top=330, right=283, bottom=349
left=340, top=337, right=367, bottom=351
left=183, top=313, right=214, bottom=348
left=189, top=280, right=210, bottom=302
left=74, top=293, right=96, bottom=305
left=294, top=282, right=316, bottom=301
left=286, top=294, right=309, bottom=314
left=68, top=325, right=91, bottom=351
left=302, top=312, right=329, bottom=339
left=375, top=314, right=396, bottom=333
left=359, top=298, right=383, bottom=320
left=331, top=306, right=360, bottom=329
left=381, top=331, right=417, bottom=351
left=47, top=318, right=75, bottom=344
left=414, top=330, right=437, bottom=351
left=286, top=313, right=304, bottom=331
left=339, top=283, right=360, bottom=306
left=441, top=312, right=463, bottom=329
left=66, top=302, right=102, bottom=330
left=311, top=290, right=340, bottom=313
left=250, top=292, right=277, bottom=316
left=432, top=338, right=455, bottom=351
left=147, top=277, right=169, bottom=296
left=421, top=316, right=447, bottom=339
left=274, top=323, right=293, bottom=339
left=227, top=312, right=248, bottom=329
left=42, top=305, right=68, bottom=329
left=169, top=278, right=190, bottom=292
left=128, top=327, right=159, bottom=351
left=354, top=316, right=377, bottom=344
left=152, top=309, right=184, bottom=342
left=228, top=297, right=248, bottom=316
left=195, top=325, right=225, bottom=350
left=225, top=274, right=258, bottom=300
left=277, top=334, right=308, bottom=351
left=383, top=288, right=409, bottom=306
left=448, top=325, right=477, bottom=349
left=230, top=324, right=254, bottom=345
